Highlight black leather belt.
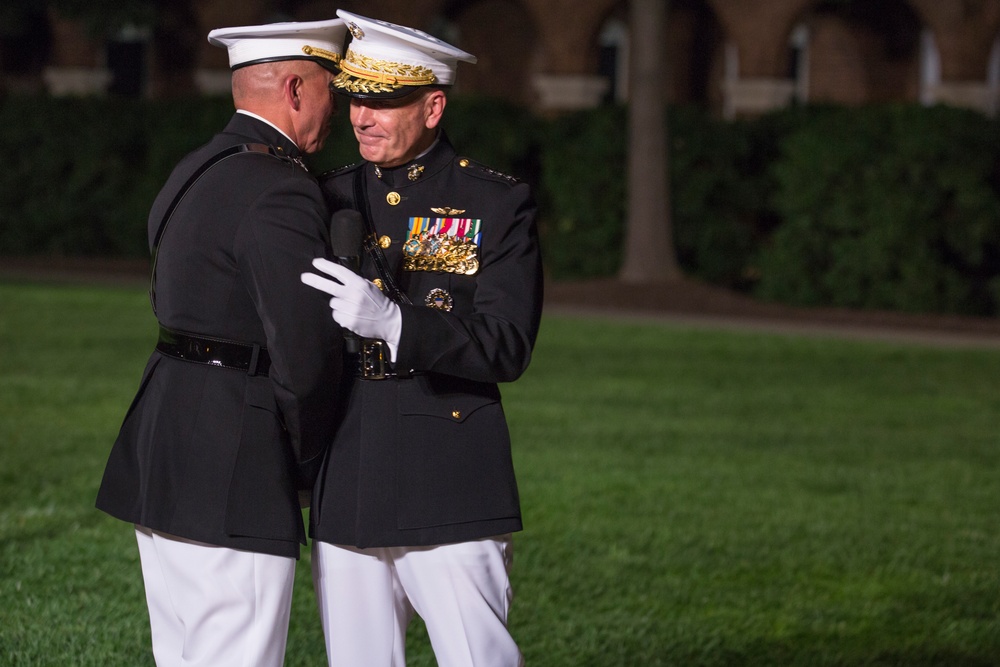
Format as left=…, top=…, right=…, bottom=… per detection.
left=156, top=326, right=270, bottom=377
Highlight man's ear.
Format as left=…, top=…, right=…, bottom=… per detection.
left=284, top=74, right=304, bottom=111
left=424, top=90, right=447, bottom=129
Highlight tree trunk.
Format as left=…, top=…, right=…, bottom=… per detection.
left=619, top=0, right=682, bottom=284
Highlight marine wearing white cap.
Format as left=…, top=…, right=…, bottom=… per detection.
left=332, top=10, right=477, bottom=98
left=302, top=10, right=537, bottom=667
left=96, top=16, right=349, bottom=667
left=208, top=18, right=347, bottom=72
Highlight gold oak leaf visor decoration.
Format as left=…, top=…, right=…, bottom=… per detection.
left=333, top=49, right=437, bottom=95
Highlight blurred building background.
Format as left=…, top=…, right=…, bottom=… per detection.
left=3, top=0, right=1000, bottom=118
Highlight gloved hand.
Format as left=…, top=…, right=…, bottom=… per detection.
left=301, top=258, right=402, bottom=360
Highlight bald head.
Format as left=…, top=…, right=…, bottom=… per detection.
left=232, top=61, right=294, bottom=109
left=230, top=60, right=339, bottom=154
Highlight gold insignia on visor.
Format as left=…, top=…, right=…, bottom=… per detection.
left=301, top=45, right=341, bottom=65
left=425, top=288, right=454, bottom=311
left=348, top=22, right=364, bottom=40
left=332, top=48, right=437, bottom=94
left=431, top=207, right=466, bottom=215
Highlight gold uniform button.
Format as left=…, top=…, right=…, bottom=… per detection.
left=378, top=235, right=391, bottom=249
left=373, top=278, right=385, bottom=291
left=386, top=191, right=401, bottom=205
left=452, top=410, right=462, bottom=420
left=458, top=159, right=469, bottom=168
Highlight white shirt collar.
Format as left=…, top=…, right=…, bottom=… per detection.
left=236, top=109, right=298, bottom=148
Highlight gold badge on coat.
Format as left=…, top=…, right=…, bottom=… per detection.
left=431, top=207, right=466, bottom=215
left=425, top=288, right=454, bottom=311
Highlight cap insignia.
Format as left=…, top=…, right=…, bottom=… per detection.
left=348, top=22, right=365, bottom=40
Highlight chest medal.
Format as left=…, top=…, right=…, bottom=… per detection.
left=403, top=216, right=482, bottom=275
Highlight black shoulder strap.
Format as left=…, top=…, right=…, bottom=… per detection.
left=149, top=143, right=284, bottom=314
left=353, top=167, right=412, bottom=306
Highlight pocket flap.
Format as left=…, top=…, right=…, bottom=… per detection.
left=398, top=374, right=500, bottom=423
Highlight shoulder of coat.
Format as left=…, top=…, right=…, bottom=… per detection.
left=319, top=161, right=364, bottom=180
left=454, top=157, right=521, bottom=186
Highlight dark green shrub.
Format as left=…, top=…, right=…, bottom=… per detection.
left=537, top=104, right=786, bottom=285
left=0, top=96, right=144, bottom=255
left=0, top=95, right=236, bottom=257
left=536, top=105, right=627, bottom=279
left=756, top=105, right=1000, bottom=316
left=669, top=106, right=794, bottom=289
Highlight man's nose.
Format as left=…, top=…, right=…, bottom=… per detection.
left=351, top=103, right=374, bottom=126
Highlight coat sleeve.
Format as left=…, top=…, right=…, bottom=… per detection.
left=394, top=181, right=543, bottom=384
left=233, top=166, right=343, bottom=482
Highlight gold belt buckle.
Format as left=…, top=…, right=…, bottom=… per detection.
left=360, top=339, right=390, bottom=380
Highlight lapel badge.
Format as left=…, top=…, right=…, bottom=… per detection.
left=424, top=288, right=454, bottom=312
left=431, top=207, right=466, bottom=215
left=374, top=165, right=383, bottom=179
left=407, top=164, right=425, bottom=181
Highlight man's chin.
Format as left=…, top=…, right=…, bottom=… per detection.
left=358, top=147, right=382, bottom=163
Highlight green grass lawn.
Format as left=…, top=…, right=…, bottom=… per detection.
left=1, top=281, right=998, bottom=666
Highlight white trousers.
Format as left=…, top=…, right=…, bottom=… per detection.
left=312, top=536, right=523, bottom=667
left=135, top=526, right=296, bottom=667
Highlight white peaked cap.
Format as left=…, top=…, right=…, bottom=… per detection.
left=333, top=10, right=477, bottom=98
left=208, top=18, right=347, bottom=72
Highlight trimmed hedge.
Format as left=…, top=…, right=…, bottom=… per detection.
left=1, top=95, right=998, bottom=316
left=756, top=105, right=1000, bottom=316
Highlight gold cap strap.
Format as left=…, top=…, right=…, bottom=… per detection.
left=302, top=44, right=342, bottom=64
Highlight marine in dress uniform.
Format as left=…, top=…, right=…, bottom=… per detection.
left=300, top=11, right=543, bottom=667
left=95, top=19, right=347, bottom=667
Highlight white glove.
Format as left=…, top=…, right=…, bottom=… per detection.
left=301, top=258, right=402, bottom=360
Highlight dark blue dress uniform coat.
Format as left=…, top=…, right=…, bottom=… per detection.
left=96, top=113, right=342, bottom=558
left=312, top=134, right=543, bottom=548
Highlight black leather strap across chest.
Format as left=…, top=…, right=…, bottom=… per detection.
left=353, top=167, right=412, bottom=306
left=149, top=143, right=287, bottom=315
left=147, top=142, right=294, bottom=377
